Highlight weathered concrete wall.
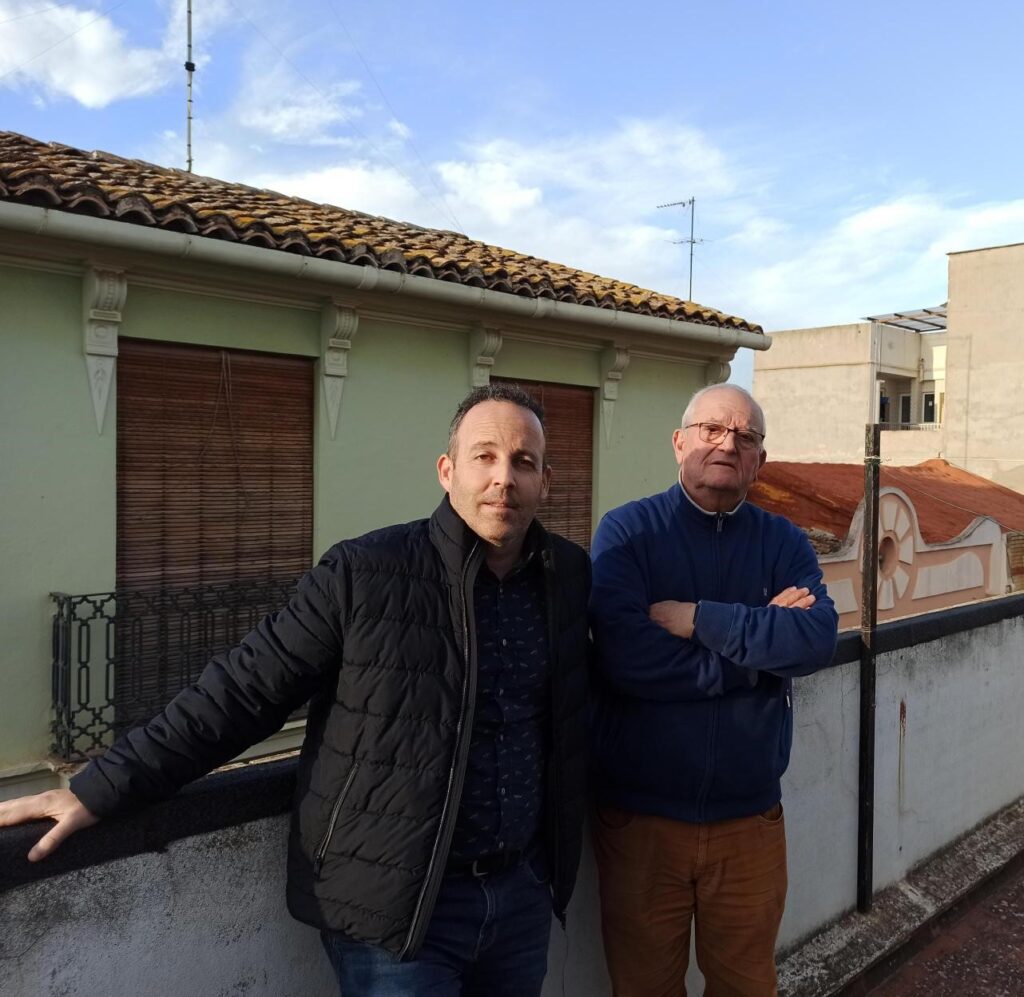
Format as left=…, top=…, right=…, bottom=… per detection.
left=780, top=609, right=1024, bottom=947
left=3, top=816, right=337, bottom=997
left=1, top=811, right=610, bottom=997
left=5, top=607, right=1023, bottom=997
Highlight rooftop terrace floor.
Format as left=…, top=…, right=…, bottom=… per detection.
left=863, top=860, right=1024, bottom=997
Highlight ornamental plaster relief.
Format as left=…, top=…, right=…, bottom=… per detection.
left=320, top=302, right=358, bottom=440
left=469, top=324, right=503, bottom=387
left=599, top=346, right=630, bottom=447
left=82, top=266, right=126, bottom=434
left=819, top=487, right=1004, bottom=629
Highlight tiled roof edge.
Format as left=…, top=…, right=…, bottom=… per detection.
left=0, top=132, right=762, bottom=334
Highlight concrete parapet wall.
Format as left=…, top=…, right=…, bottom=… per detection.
left=3, top=596, right=1023, bottom=997
left=782, top=596, right=1024, bottom=950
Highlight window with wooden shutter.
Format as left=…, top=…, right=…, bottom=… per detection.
left=115, top=338, right=314, bottom=731
left=493, top=378, right=595, bottom=548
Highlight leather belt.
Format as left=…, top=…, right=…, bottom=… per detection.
left=448, top=850, right=525, bottom=878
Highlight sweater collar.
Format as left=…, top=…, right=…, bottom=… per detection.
left=671, top=474, right=746, bottom=527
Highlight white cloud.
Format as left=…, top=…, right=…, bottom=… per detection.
left=236, top=68, right=363, bottom=143
left=730, top=195, right=1024, bottom=332
left=144, top=102, right=1024, bottom=363
left=249, top=160, right=424, bottom=221
left=388, top=119, right=411, bottom=140
left=436, top=159, right=542, bottom=226
left=195, top=118, right=735, bottom=297
left=0, top=0, right=233, bottom=108
left=214, top=118, right=756, bottom=296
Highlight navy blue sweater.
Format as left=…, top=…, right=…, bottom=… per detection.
left=589, top=482, right=839, bottom=822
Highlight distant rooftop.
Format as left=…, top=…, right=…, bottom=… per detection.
left=750, top=459, right=1024, bottom=545
left=864, top=304, right=947, bottom=333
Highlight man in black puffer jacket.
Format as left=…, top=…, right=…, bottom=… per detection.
left=0, top=383, right=591, bottom=997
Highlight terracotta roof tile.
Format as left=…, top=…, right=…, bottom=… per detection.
left=750, top=459, right=1024, bottom=544
left=0, top=131, right=762, bottom=333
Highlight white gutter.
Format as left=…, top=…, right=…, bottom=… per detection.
left=0, top=201, right=769, bottom=351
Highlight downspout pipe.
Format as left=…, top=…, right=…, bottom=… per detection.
left=857, top=423, right=881, bottom=913
left=0, top=201, right=770, bottom=352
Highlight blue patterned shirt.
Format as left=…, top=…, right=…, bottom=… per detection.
left=449, top=553, right=550, bottom=861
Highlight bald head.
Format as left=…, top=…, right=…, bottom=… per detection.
left=681, top=385, right=766, bottom=437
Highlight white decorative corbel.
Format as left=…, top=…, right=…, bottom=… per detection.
left=600, top=346, right=630, bottom=447
left=705, top=359, right=731, bottom=385
left=82, top=266, right=126, bottom=435
left=320, top=303, right=359, bottom=440
left=469, top=324, right=503, bottom=387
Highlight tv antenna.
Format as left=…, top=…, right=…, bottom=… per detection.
left=657, top=197, right=702, bottom=300
left=185, top=0, right=195, bottom=171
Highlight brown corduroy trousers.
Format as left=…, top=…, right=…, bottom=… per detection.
left=592, top=804, right=788, bottom=997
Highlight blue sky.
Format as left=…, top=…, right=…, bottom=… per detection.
left=3, top=0, right=1023, bottom=385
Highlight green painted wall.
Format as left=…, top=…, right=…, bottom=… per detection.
left=493, top=339, right=600, bottom=387
left=0, top=265, right=116, bottom=767
left=313, top=318, right=469, bottom=554
left=594, top=357, right=705, bottom=518
left=122, top=285, right=320, bottom=356
left=1, top=259, right=713, bottom=774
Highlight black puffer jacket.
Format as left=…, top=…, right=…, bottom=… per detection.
left=71, top=498, right=591, bottom=957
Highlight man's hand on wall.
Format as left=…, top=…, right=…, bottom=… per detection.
left=769, top=586, right=816, bottom=610
left=0, top=789, right=99, bottom=861
left=649, top=600, right=697, bottom=639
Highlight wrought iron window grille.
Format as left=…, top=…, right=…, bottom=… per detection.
left=51, top=577, right=299, bottom=761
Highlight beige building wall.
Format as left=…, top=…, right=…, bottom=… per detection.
left=754, top=323, right=875, bottom=461
left=945, top=243, right=1024, bottom=491
left=754, top=321, right=948, bottom=464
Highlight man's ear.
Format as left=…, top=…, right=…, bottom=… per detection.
left=755, top=447, right=768, bottom=476
left=540, top=464, right=552, bottom=502
left=671, top=428, right=686, bottom=465
left=437, top=453, right=453, bottom=494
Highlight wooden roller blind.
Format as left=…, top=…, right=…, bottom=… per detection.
left=116, top=338, right=314, bottom=590
left=494, top=378, right=595, bottom=548
left=114, top=339, right=314, bottom=732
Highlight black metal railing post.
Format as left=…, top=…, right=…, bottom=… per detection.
left=858, top=423, right=881, bottom=913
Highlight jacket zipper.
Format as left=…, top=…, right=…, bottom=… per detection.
left=399, top=541, right=480, bottom=959
left=697, top=513, right=726, bottom=821
left=541, top=544, right=564, bottom=924
left=313, top=762, right=361, bottom=878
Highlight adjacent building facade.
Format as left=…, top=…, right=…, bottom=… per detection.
left=753, top=309, right=948, bottom=464
left=754, top=240, right=1024, bottom=493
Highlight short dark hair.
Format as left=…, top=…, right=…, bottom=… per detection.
left=447, top=383, right=546, bottom=456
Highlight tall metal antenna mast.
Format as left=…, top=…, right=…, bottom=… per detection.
left=657, top=197, right=701, bottom=300
left=185, top=0, right=195, bottom=172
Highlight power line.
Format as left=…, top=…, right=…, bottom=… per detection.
left=224, top=0, right=464, bottom=232
left=0, top=0, right=83, bottom=28
left=0, top=0, right=128, bottom=85
left=323, top=0, right=464, bottom=233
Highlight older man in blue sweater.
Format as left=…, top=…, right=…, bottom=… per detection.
left=589, top=384, right=839, bottom=997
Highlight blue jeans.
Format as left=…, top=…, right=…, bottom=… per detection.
left=320, top=852, right=553, bottom=996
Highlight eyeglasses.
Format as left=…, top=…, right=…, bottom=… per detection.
left=684, top=422, right=765, bottom=451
